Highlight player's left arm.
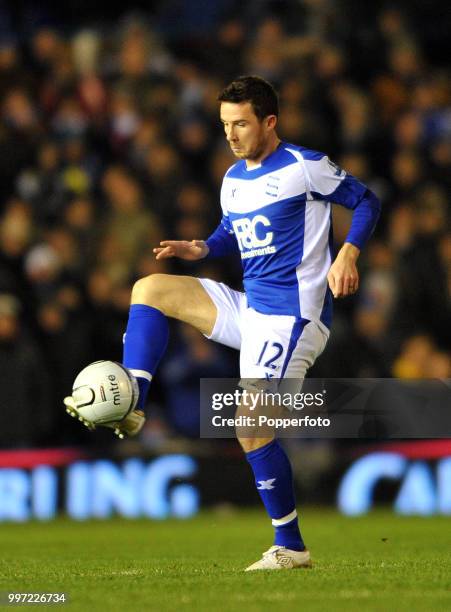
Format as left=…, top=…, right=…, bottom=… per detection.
left=306, top=155, right=381, bottom=298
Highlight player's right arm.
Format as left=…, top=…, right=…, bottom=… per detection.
left=153, top=214, right=238, bottom=261
left=153, top=240, right=209, bottom=260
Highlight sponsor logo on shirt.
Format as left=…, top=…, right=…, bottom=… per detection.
left=232, top=215, right=276, bottom=259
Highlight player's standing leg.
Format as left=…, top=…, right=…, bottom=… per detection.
left=236, top=403, right=311, bottom=571
left=236, top=318, right=327, bottom=570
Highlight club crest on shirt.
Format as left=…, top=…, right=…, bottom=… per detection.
left=265, top=174, right=280, bottom=197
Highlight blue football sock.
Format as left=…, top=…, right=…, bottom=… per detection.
left=246, top=439, right=305, bottom=551
left=122, top=304, right=169, bottom=409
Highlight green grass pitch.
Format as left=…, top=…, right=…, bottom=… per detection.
left=0, top=509, right=450, bottom=612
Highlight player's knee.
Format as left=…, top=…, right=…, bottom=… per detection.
left=131, top=274, right=170, bottom=310
left=237, top=436, right=274, bottom=454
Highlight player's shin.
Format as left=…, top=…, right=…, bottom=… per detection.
left=245, top=439, right=305, bottom=551
left=122, top=304, right=169, bottom=410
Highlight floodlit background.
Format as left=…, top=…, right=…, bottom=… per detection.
left=0, top=0, right=449, bottom=521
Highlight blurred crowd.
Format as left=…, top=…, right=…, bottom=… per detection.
left=0, top=1, right=449, bottom=448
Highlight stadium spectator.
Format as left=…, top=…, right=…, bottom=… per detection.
left=0, top=293, right=52, bottom=447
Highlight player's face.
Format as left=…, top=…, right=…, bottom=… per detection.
left=220, top=102, right=275, bottom=161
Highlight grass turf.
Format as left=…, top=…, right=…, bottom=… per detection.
left=0, top=509, right=450, bottom=612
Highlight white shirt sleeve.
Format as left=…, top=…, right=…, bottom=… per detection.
left=303, top=155, right=347, bottom=198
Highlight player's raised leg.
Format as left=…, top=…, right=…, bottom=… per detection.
left=64, top=272, right=218, bottom=436
left=123, top=273, right=217, bottom=410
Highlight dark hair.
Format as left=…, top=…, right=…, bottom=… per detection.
left=218, top=75, right=279, bottom=121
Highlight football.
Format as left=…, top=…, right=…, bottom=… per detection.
left=66, top=361, right=138, bottom=426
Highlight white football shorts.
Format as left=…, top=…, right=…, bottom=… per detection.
left=198, top=278, right=329, bottom=380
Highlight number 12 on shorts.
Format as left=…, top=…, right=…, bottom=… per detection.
left=256, top=341, right=284, bottom=372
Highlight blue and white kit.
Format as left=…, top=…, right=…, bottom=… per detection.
left=202, top=142, right=380, bottom=380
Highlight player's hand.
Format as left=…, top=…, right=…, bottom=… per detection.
left=327, top=243, right=360, bottom=298
left=153, top=240, right=209, bottom=261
